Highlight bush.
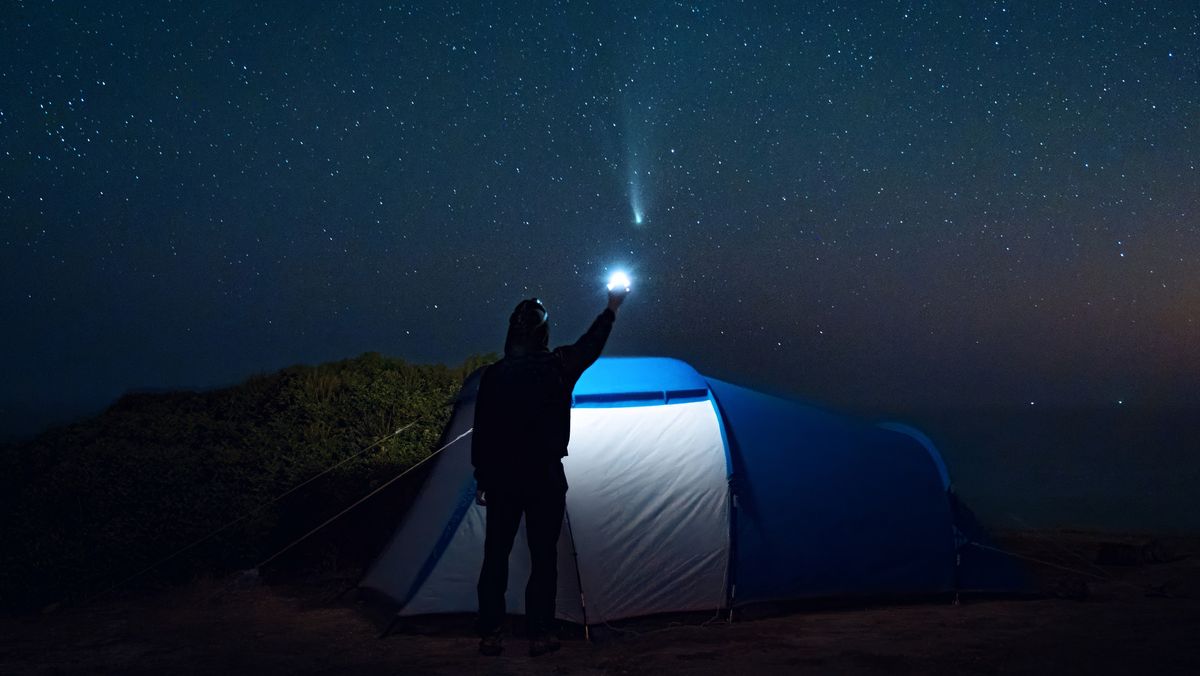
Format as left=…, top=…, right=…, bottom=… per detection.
left=0, top=352, right=494, bottom=611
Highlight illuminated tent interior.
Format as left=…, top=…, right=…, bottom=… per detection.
left=361, top=357, right=1024, bottom=625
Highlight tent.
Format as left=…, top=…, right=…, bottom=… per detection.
left=361, top=357, right=1023, bottom=625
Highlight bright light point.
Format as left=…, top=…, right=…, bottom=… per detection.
left=634, top=211, right=644, bottom=225
left=607, top=270, right=632, bottom=292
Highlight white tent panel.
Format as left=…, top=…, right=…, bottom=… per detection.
left=396, top=490, right=489, bottom=616
left=564, top=400, right=730, bottom=622
left=399, top=495, right=585, bottom=623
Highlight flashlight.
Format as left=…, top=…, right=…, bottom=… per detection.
left=607, top=271, right=632, bottom=292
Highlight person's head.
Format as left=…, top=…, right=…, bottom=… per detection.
left=505, top=298, right=549, bottom=355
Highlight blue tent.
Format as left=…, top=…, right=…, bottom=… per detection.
left=362, top=357, right=1023, bottom=623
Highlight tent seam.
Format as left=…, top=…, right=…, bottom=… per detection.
left=398, top=477, right=478, bottom=610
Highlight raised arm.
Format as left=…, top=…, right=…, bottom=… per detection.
left=558, top=289, right=627, bottom=384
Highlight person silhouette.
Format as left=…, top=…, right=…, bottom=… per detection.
left=472, top=285, right=628, bottom=657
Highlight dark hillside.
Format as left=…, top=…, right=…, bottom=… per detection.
left=0, top=352, right=493, bottom=612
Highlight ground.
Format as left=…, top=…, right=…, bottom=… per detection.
left=2, top=532, right=1198, bottom=675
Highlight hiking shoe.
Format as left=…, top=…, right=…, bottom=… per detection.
left=528, top=634, right=561, bottom=657
left=478, top=632, right=503, bottom=656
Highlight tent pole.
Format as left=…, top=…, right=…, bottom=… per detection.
left=726, top=487, right=737, bottom=624
left=563, top=507, right=590, bottom=641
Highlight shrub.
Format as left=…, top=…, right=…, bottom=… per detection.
left=0, top=352, right=494, bottom=611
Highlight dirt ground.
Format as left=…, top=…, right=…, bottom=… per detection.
left=3, top=532, right=1199, bottom=675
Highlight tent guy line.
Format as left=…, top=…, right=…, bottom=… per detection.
left=965, top=542, right=1134, bottom=586
left=80, top=421, right=419, bottom=608
left=253, top=428, right=476, bottom=572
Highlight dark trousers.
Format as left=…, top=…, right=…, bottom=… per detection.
left=476, top=472, right=567, bottom=637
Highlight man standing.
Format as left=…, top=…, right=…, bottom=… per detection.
left=472, top=286, right=628, bottom=657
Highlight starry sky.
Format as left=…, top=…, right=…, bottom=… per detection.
left=2, top=1, right=1198, bottom=438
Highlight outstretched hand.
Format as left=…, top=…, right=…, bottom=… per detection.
left=607, top=287, right=628, bottom=313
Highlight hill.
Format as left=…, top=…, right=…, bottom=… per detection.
left=0, top=352, right=493, bottom=612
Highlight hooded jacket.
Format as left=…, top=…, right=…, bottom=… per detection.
left=471, top=308, right=615, bottom=492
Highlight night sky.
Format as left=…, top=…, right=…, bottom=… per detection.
left=2, top=1, right=1198, bottom=438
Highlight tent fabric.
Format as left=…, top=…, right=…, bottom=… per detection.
left=565, top=402, right=729, bottom=621
left=397, top=487, right=586, bottom=622
left=706, top=378, right=956, bottom=604
left=361, top=357, right=1024, bottom=623
left=876, top=422, right=952, bottom=490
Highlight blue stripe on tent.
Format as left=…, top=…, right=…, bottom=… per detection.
left=573, top=391, right=663, bottom=406
left=572, top=389, right=709, bottom=408
left=399, top=477, right=479, bottom=609
left=666, top=388, right=711, bottom=403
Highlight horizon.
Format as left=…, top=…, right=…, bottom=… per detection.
left=4, top=342, right=1200, bottom=443
left=7, top=347, right=1198, bottom=444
